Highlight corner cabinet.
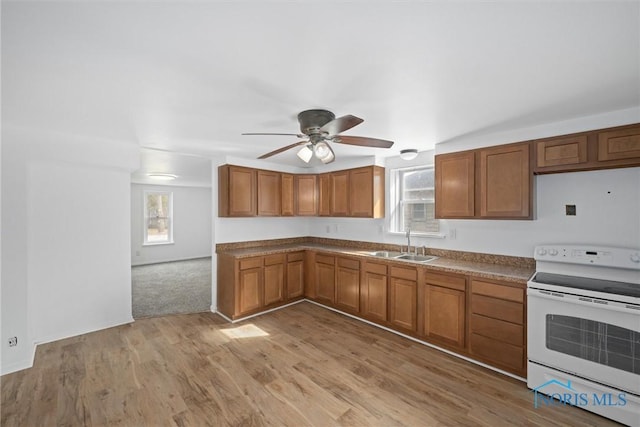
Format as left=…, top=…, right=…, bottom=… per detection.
left=435, top=142, right=532, bottom=220
left=217, top=252, right=301, bottom=320
left=295, top=174, right=318, bottom=216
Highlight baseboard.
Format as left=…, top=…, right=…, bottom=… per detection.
left=1, top=342, right=37, bottom=376
left=303, top=299, right=527, bottom=383
left=212, top=300, right=305, bottom=324
left=34, top=316, right=135, bottom=348
left=132, top=255, right=212, bottom=267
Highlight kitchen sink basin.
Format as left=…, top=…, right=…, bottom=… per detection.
left=369, top=251, right=403, bottom=258
left=394, top=254, right=438, bottom=263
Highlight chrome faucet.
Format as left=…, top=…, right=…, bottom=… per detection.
left=405, top=228, right=411, bottom=254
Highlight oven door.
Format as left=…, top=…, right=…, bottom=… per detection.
left=527, top=286, right=640, bottom=395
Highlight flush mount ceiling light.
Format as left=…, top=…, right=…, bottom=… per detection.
left=399, top=149, right=418, bottom=161
left=147, top=173, right=177, bottom=181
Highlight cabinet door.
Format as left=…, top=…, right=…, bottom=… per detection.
left=257, top=170, right=281, bottom=216
left=478, top=142, right=531, bottom=218
left=315, top=255, right=335, bottom=304
left=263, top=255, right=285, bottom=306
left=336, top=258, right=360, bottom=313
left=388, top=277, right=417, bottom=332
left=435, top=152, right=475, bottom=218
left=349, top=167, right=373, bottom=217
left=318, top=174, right=331, bottom=216
left=281, top=173, right=295, bottom=216
left=295, top=175, right=318, bottom=216
left=286, top=253, right=304, bottom=299
left=535, top=135, right=588, bottom=169
left=598, top=125, right=640, bottom=162
left=330, top=171, right=349, bottom=216
left=219, top=165, right=256, bottom=217
left=238, top=267, right=263, bottom=315
left=423, top=285, right=465, bottom=348
left=361, top=262, right=387, bottom=322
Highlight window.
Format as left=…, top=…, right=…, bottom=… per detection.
left=390, top=166, right=439, bottom=234
left=144, top=191, right=173, bottom=245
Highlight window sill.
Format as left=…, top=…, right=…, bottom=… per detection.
left=386, top=231, right=446, bottom=239
left=143, top=241, right=175, bottom=246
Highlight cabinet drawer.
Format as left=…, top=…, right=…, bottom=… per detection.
left=316, top=254, right=335, bottom=265
left=264, top=253, right=285, bottom=266
left=338, top=257, right=360, bottom=270
left=390, top=266, right=417, bottom=281
left=287, top=252, right=304, bottom=262
left=470, top=314, right=523, bottom=346
left=365, top=261, right=387, bottom=275
left=425, top=272, right=465, bottom=291
left=471, top=294, right=523, bottom=324
left=471, top=280, right=523, bottom=303
left=470, top=333, right=524, bottom=372
left=239, top=257, right=262, bottom=270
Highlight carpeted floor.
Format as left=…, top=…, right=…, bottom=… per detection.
left=132, top=257, right=212, bottom=319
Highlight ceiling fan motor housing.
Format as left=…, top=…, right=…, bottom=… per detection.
left=298, top=109, right=335, bottom=135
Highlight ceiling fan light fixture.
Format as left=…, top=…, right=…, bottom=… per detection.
left=297, top=145, right=313, bottom=163
left=147, top=173, right=177, bottom=181
left=314, top=141, right=330, bottom=158
left=399, top=149, right=419, bottom=161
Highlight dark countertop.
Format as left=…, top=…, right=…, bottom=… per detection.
left=218, top=243, right=534, bottom=285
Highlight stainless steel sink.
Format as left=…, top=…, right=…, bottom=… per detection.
left=369, top=251, right=403, bottom=258
left=394, top=254, right=438, bottom=263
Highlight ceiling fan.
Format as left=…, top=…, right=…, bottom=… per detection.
left=242, top=109, right=394, bottom=164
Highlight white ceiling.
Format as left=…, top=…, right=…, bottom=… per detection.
left=2, top=1, right=639, bottom=186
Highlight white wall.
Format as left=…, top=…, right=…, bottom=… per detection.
left=1, top=127, right=138, bottom=374
left=131, top=184, right=212, bottom=265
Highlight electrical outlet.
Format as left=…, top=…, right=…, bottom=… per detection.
left=135, top=250, right=141, bottom=256
left=8, top=336, right=17, bottom=347
left=449, top=228, right=457, bottom=240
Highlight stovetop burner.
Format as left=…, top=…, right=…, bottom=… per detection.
left=531, top=272, right=640, bottom=298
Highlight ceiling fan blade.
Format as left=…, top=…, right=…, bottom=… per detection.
left=320, top=115, right=363, bottom=135
left=243, top=132, right=305, bottom=138
left=333, top=135, right=394, bottom=148
left=257, top=141, right=308, bottom=159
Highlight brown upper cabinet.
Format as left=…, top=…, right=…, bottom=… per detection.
left=219, top=165, right=257, bottom=217
left=435, top=142, right=532, bottom=219
left=330, top=171, right=350, bottom=216
left=295, top=174, right=318, bottom=216
left=435, top=151, right=475, bottom=218
left=281, top=173, right=294, bottom=216
left=257, top=170, right=281, bottom=216
left=318, top=173, right=331, bottom=216
left=478, top=143, right=531, bottom=219
left=350, top=166, right=385, bottom=218
left=534, top=123, right=640, bottom=174
left=219, top=164, right=384, bottom=218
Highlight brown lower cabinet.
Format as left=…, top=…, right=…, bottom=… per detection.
left=388, top=266, right=418, bottom=333
left=220, top=249, right=527, bottom=377
left=421, top=271, right=466, bottom=349
left=361, top=261, right=388, bottom=322
left=469, top=278, right=526, bottom=376
left=335, top=257, right=360, bottom=313
left=217, top=252, right=302, bottom=320
left=286, top=252, right=305, bottom=299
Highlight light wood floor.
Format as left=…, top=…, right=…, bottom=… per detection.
left=1, top=302, right=620, bottom=426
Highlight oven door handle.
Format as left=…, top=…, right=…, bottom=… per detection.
left=527, top=287, right=640, bottom=314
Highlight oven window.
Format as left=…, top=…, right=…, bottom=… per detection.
left=546, top=315, right=640, bottom=374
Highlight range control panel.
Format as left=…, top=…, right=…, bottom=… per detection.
left=534, top=245, right=640, bottom=270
